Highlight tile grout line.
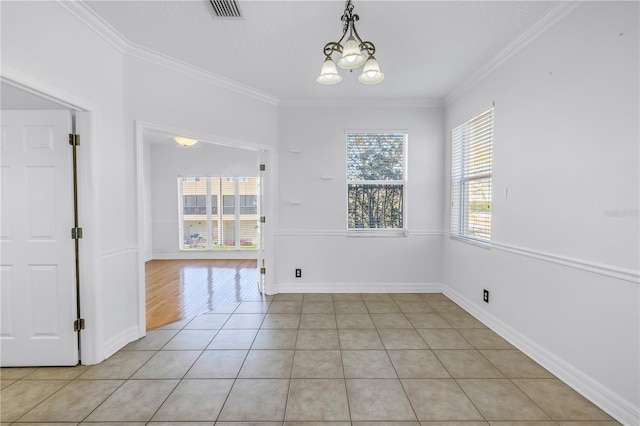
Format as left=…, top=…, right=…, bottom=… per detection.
left=335, top=295, right=355, bottom=423
left=213, top=297, right=269, bottom=423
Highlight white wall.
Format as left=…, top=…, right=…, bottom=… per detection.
left=275, top=104, right=444, bottom=291
left=442, top=2, right=639, bottom=423
left=148, top=142, right=259, bottom=259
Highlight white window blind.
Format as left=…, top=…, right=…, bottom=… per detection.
left=451, top=108, right=493, bottom=243
left=346, top=132, right=406, bottom=230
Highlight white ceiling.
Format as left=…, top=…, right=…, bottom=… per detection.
left=83, top=0, right=560, bottom=103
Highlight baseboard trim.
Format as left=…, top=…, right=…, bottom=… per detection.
left=443, top=285, right=639, bottom=425
left=275, top=282, right=442, bottom=294
left=101, top=325, right=142, bottom=363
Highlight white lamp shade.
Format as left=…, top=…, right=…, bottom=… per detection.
left=316, top=57, right=343, bottom=84
left=337, top=36, right=366, bottom=69
left=358, top=56, right=384, bottom=84
left=174, top=136, right=198, bottom=147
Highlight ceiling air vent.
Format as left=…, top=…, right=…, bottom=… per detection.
left=209, top=0, right=243, bottom=19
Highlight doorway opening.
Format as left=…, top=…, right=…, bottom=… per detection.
left=136, top=122, right=272, bottom=333
left=1, top=80, right=95, bottom=366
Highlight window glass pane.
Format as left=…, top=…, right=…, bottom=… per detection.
left=180, top=176, right=208, bottom=249
left=240, top=195, right=257, bottom=214
left=221, top=219, right=236, bottom=249
left=210, top=178, right=222, bottom=246
left=463, top=177, right=491, bottom=241
left=223, top=195, right=235, bottom=215
left=211, top=195, right=218, bottom=215
left=347, top=133, right=404, bottom=181
left=239, top=177, right=258, bottom=249
left=348, top=184, right=403, bottom=229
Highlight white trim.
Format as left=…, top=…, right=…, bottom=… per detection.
left=346, top=229, right=409, bottom=238
left=101, top=325, right=142, bottom=363
left=279, top=98, right=444, bottom=109
left=1, top=65, right=96, bottom=112
left=276, top=282, right=442, bottom=294
left=445, top=1, right=583, bottom=105
left=61, top=1, right=279, bottom=106
left=135, top=121, right=148, bottom=338
left=442, top=285, right=639, bottom=426
left=444, top=231, right=640, bottom=285
left=101, top=246, right=138, bottom=259
left=490, top=241, right=639, bottom=284
left=125, top=42, right=279, bottom=106
left=137, top=121, right=271, bottom=152
left=275, top=229, right=444, bottom=237
left=58, top=1, right=129, bottom=53
left=450, top=235, right=492, bottom=250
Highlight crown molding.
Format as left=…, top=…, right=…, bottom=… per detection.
left=444, top=1, right=584, bottom=106
left=125, top=42, right=280, bottom=106
left=58, top=0, right=280, bottom=106
left=279, top=98, right=444, bottom=109
left=58, top=0, right=129, bottom=53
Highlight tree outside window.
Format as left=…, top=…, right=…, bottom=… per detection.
left=346, top=133, right=406, bottom=231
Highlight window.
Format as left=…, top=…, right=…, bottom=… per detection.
left=183, top=195, right=206, bottom=215
left=346, top=132, right=406, bottom=231
left=451, top=107, right=493, bottom=243
left=178, top=176, right=259, bottom=250
left=240, top=195, right=257, bottom=214
left=223, top=195, right=235, bottom=215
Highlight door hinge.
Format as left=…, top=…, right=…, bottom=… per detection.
left=74, top=318, right=85, bottom=331
left=260, top=216, right=266, bottom=223
left=260, top=267, right=266, bottom=275
left=259, top=164, right=266, bottom=171
left=69, top=133, right=80, bottom=146
left=71, top=227, right=83, bottom=239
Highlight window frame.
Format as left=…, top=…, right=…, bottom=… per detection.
left=450, top=107, right=494, bottom=245
left=345, top=130, right=408, bottom=236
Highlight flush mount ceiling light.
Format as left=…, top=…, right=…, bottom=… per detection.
left=317, top=0, right=384, bottom=85
left=174, top=136, right=198, bottom=147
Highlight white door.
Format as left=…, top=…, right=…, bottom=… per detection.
left=1, top=110, right=78, bottom=366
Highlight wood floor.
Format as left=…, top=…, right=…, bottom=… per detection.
left=145, top=259, right=261, bottom=330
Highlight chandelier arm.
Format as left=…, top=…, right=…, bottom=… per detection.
left=323, top=42, right=343, bottom=57
left=348, top=14, right=363, bottom=45
left=359, top=40, right=376, bottom=56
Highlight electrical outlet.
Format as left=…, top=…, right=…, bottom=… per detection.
left=483, top=289, right=490, bottom=303
left=295, top=269, right=302, bottom=278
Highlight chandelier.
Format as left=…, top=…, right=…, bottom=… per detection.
left=316, top=0, right=384, bottom=85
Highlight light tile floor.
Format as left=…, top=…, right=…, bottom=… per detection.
left=1, top=293, right=620, bottom=425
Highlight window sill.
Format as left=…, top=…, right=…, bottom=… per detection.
left=179, top=249, right=258, bottom=252
left=347, top=229, right=408, bottom=238
left=450, top=235, right=491, bottom=249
